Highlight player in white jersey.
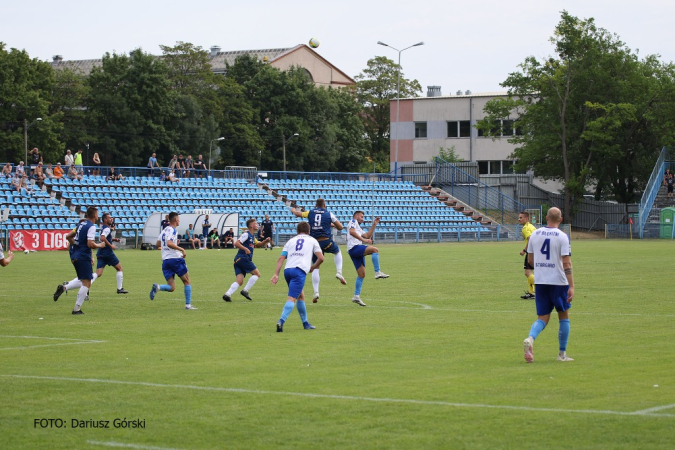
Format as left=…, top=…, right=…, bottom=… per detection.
left=0, top=241, right=14, bottom=267
left=271, top=222, right=324, bottom=332
left=523, top=207, right=575, bottom=363
left=346, top=211, right=389, bottom=307
left=149, top=212, right=196, bottom=310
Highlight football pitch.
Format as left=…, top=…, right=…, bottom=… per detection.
left=1, top=239, right=673, bottom=449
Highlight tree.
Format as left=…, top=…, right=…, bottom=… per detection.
left=86, top=49, right=179, bottom=166
left=0, top=43, right=62, bottom=163
left=355, top=56, right=422, bottom=172
left=50, top=68, right=91, bottom=159
left=477, top=11, right=675, bottom=220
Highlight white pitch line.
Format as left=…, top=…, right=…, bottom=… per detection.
left=87, top=440, right=184, bottom=450
left=633, top=404, right=675, bottom=415
left=0, top=335, right=105, bottom=351
left=3, top=374, right=674, bottom=418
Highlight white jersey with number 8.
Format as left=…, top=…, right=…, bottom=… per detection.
left=282, top=234, right=321, bottom=273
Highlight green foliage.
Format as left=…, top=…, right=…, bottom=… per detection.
left=86, top=50, right=179, bottom=166
left=434, top=146, right=463, bottom=163
left=0, top=42, right=62, bottom=163
left=478, top=11, right=675, bottom=219
left=355, top=56, right=422, bottom=171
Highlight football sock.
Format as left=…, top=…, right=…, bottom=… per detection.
left=244, top=275, right=259, bottom=292
left=184, top=285, right=192, bottom=305
left=558, top=319, right=570, bottom=351
left=371, top=253, right=381, bottom=272
left=312, top=270, right=320, bottom=294
left=296, top=300, right=308, bottom=323
left=159, top=284, right=172, bottom=292
left=74, top=286, right=88, bottom=309
left=280, top=300, right=295, bottom=323
left=354, top=277, right=364, bottom=296
left=527, top=274, right=535, bottom=294
left=116, top=272, right=124, bottom=290
left=529, top=319, right=547, bottom=340
left=226, top=282, right=240, bottom=296
left=334, top=251, right=343, bottom=273
left=65, top=278, right=82, bottom=292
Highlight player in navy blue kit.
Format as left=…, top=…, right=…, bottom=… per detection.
left=67, top=207, right=106, bottom=315
left=291, top=198, right=346, bottom=303
left=96, top=213, right=128, bottom=294
left=222, top=218, right=270, bottom=302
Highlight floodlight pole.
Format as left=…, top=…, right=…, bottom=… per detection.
left=23, top=117, right=42, bottom=166
left=282, top=133, right=299, bottom=173
left=209, top=137, right=225, bottom=175
left=377, top=41, right=424, bottom=181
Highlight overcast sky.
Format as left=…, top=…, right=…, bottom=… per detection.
left=3, top=0, right=674, bottom=95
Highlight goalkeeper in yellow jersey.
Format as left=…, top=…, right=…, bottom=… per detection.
left=518, top=211, right=537, bottom=300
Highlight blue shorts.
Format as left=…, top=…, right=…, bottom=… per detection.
left=284, top=267, right=307, bottom=299
left=96, top=254, right=120, bottom=269
left=535, top=284, right=571, bottom=316
left=72, top=258, right=94, bottom=281
left=234, top=256, right=257, bottom=277
left=312, top=238, right=340, bottom=263
left=162, top=258, right=188, bottom=280
left=348, top=245, right=368, bottom=270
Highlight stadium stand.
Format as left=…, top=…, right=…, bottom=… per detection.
left=1, top=173, right=498, bottom=245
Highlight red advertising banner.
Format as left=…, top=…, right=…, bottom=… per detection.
left=9, top=230, right=71, bottom=251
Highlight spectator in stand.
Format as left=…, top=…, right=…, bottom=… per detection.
left=176, top=154, right=185, bottom=178
left=2, top=163, right=12, bottom=178
left=33, top=162, right=46, bottom=188
left=45, top=163, right=55, bottom=179
left=53, top=162, right=64, bottom=179
left=92, top=152, right=101, bottom=176
left=15, top=161, right=25, bottom=177
left=193, top=155, right=205, bottom=178
left=168, top=155, right=178, bottom=173
left=664, top=168, right=674, bottom=199
left=29, top=147, right=42, bottom=166
left=64, top=149, right=74, bottom=168
left=185, top=224, right=200, bottom=249
left=159, top=170, right=167, bottom=182
left=185, top=155, right=194, bottom=178
left=74, top=149, right=84, bottom=174
left=107, top=166, right=123, bottom=181
left=167, top=169, right=179, bottom=183
left=208, top=228, right=221, bottom=249
left=147, top=152, right=160, bottom=177
left=12, top=173, right=31, bottom=196
left=222, top=228, right=235, bottom=247
left=68, top=165, right=83, bottom=181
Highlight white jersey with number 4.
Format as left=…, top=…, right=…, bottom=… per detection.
left=282, top=234, right=321, bottom=273
left=527, top=227, right=571, bottom=286
left=346, top=219, right=365, bottom=251
left=160, top=226, right=183, bottom=260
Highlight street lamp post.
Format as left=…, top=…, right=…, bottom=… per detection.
left=282, top=133, right=299, bottom=173
left=209, top=137, right=225, bottom=174
left=377, top=41, right=424, bottom=180
left=23, top=117, right=42, bottom=165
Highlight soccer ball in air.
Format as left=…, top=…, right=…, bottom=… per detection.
left=309, top=38, right=320, bottom=49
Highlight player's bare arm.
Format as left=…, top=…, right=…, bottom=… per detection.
left=235, top=240, right=250, bottom=255
left=563, top=255, right=574, bottom=301
left=270, top=254, right=287, bottom=284
left=309, top=251, right=324, bottom=272
left=350, top=228, right=371, bottom=244
left=333, top=219, right=344, bottom=231
left=0, top=250, right=14, bottom=266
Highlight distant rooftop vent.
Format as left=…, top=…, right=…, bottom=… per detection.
left=465, top=90, right=472, bottom=95
left=210, top=46, right=221, bottom=57
left=53, top=55, right=63, bottom=63
left=456, top=90, right=463, bottom=95
left=427, top=86, right=442, bottom=97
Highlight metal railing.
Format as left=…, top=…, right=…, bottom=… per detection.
left=638, top=147, right=669, bottom=238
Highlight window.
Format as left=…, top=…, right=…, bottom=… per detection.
left=477, top=119, right=515, bottom=137
left=490, top=161, right=501, bottom=175
left=478, top=160, right=516, bottom=174
left=502, top=120, right=514, bottom=136
left=415, top=122, right=427, bottom=138
left=478, top=161, right=489, bottom=175
left=447, top=120, right=471, bottom=138
left=502, top=160, right=514, bottom=174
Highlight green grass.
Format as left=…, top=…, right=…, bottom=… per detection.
left=1, top=240, right=673, bottom=449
